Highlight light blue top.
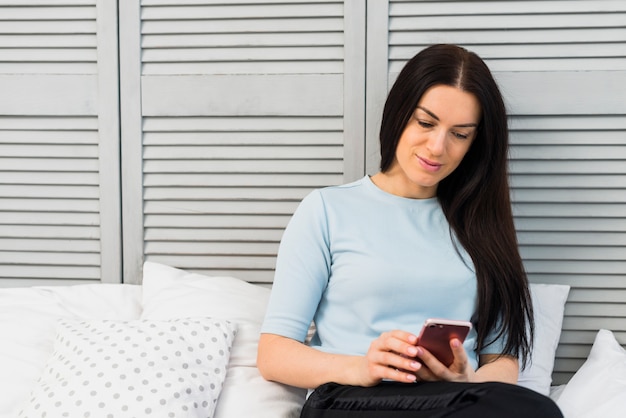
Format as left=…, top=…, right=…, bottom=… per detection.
left=261, top=176, right=505, bottom=371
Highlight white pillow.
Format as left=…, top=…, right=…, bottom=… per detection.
left=18, top=317, right=236, bottom=418
left=0, top=284, right=142, bottom=417
left=517, top=283, right=570, bottom=396
left=141, top=262, right=306, bottom=418
left=556, top=329, right=626, bottom=418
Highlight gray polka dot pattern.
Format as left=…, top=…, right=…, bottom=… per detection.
left=18, top=318, right=236, bottom=418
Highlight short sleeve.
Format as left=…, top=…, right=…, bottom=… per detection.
left=478, top=320, right=508, bottom=356
left=260, top=190, right=331, bottom=342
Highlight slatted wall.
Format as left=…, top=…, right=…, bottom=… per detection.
left=371, top=0, right=626, bottom=384
left=0, top=0, right=121, bottom=286
left=120, top=0, right=365, bottom=284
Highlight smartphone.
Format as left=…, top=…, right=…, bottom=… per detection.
left=416, top=318, right=472, bottom=367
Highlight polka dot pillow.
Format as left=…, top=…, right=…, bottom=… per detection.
left=18, top=318, right=236, bottom=418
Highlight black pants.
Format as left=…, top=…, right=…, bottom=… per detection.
left=300, top=381, right=563, bottom=418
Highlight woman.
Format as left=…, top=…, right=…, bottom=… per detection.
left=258, top=44, right=562, bottom=417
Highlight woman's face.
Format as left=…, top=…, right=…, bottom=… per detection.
left=386, top=84, right=481, bottom=199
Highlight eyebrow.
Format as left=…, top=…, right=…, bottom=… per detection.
left=416, top=106, right=479, bottom=128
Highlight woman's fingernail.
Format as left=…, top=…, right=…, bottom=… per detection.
left=407, top=346, right=418, bottom=356
left=410, top=361, right=420, bottom=370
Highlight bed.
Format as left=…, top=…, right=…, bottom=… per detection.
left=1, top=261, right=624, bottom=418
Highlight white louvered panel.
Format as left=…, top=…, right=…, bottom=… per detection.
left=0, top=251, right=100, bottom=265
left=0, top=198, right=98, bottom=212
left=511, top=160, right=626, bottom=174
left=2, top=172, right=100, bottom=184
left=146, top=254, right=277, bottom=269
left=514, top=189, right=626, bottom=203
left=0, top=76, right=98, bottom=116
left=144, top=130, right=344, bottom=145
left=117, top=0, right=364, bottom=283
left=519, top=232, right=626, bottom=247
left=560, top=330, right=626, bottom=346
left=523, top=260, right=626, bottom=283
left=0, top=224, right=98, bottom=239
left=510, top=115, right=626, bottom=132
left=142, top=61, right=341, bottom=75
left=567, top=301, right=626, bottom=317
left=141, top=2, right=342, bottom=18
left=511, top=144, right=626, bottom=160
left=388, top=0, right=626, bottom=72
left=143, top=186, right=315, bottom=201
left=0, top=34, right=93, bottom=47
left=144, top=173, right=343, bottom=187
left=144, top=215, right=291, bottom=229
left=525, top=262, right=626, bottom=276
left=516, top=217, right=626, bottom=232
left=145, top=241, right=279, bottom=255
left=0, top=0, right=93, bottom=4
left=0, top=116, right=101, bottom=283
left=390, top=0, right=626, bottom=14
left=512, top=174, right=626, bottom=189
left=144, top=227, right=285, bottom=241
left=141, top=1, right=344, bottom=75
left=143, top=0, right=339, bottom=3
left=142, top=74, right=343, bottom=117
left=142, top=115, right=343, bottom=131
left=0, top=158, right=98, bottom=172
left=142, top=46, right=342, bottom=63
left=144, top=159, right=343, bottom=174
left=531, top=274, right=626, bottom=289
left=514, top=202, right=626, bottom=218
left=392, top=28, right=623, bottom=45
left=0, top=184, right=99, bottom=199
left=144, top=200, right=301, bottom=215
left=142, top=32, right=342, bottom=48
left=144, top=145, right=340, bottom=161
left=143, top=110, right=344, bottom=283
left=509, top=110, right=626, bottom=383
left=569, top=288, right=626, bottom=303
left=0, top=1, right=97, bottom=74
left=0, top=266, right=100, bottom=281
left=0, top=211, right=97, bottom=225
left=511, top=131, right=625, bottom=146
left=0, top=238, right=99, bottom=252
left=0, top=144, right=97, bottom=159
left=0, top=130, right=99, bottom=144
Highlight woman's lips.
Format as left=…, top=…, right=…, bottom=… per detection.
left=418, top=156, right=442, bottom=172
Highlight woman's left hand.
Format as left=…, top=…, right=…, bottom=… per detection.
left=413, top=338, right=477, bottom=382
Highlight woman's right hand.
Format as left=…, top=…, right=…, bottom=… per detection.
left=258, top=332, right=423, bottom=389
left=358, top=330, right=423, bottom=386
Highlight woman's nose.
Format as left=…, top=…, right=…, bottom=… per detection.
left=427, top=129, right=446, bottom=156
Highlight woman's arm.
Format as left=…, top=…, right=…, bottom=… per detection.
left=257, top=332, right=423, bottom=389
left=475, top=354, right=519, bottom=384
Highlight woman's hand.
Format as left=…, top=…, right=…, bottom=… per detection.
left=258, top=333, right=518, bottom=389
left=413, top=338, right=477, bottom=382
left=357, top=330, right=424, bottom=386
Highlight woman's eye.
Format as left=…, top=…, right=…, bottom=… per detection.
left=418, top=120, right=434, bottom=128
left=453, top=132, right=469, bottom=140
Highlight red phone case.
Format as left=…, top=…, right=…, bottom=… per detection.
left=417, top=319, right=472, bottom=367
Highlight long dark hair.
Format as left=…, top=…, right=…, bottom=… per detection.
left=379, top=44, right=534, bottom=367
